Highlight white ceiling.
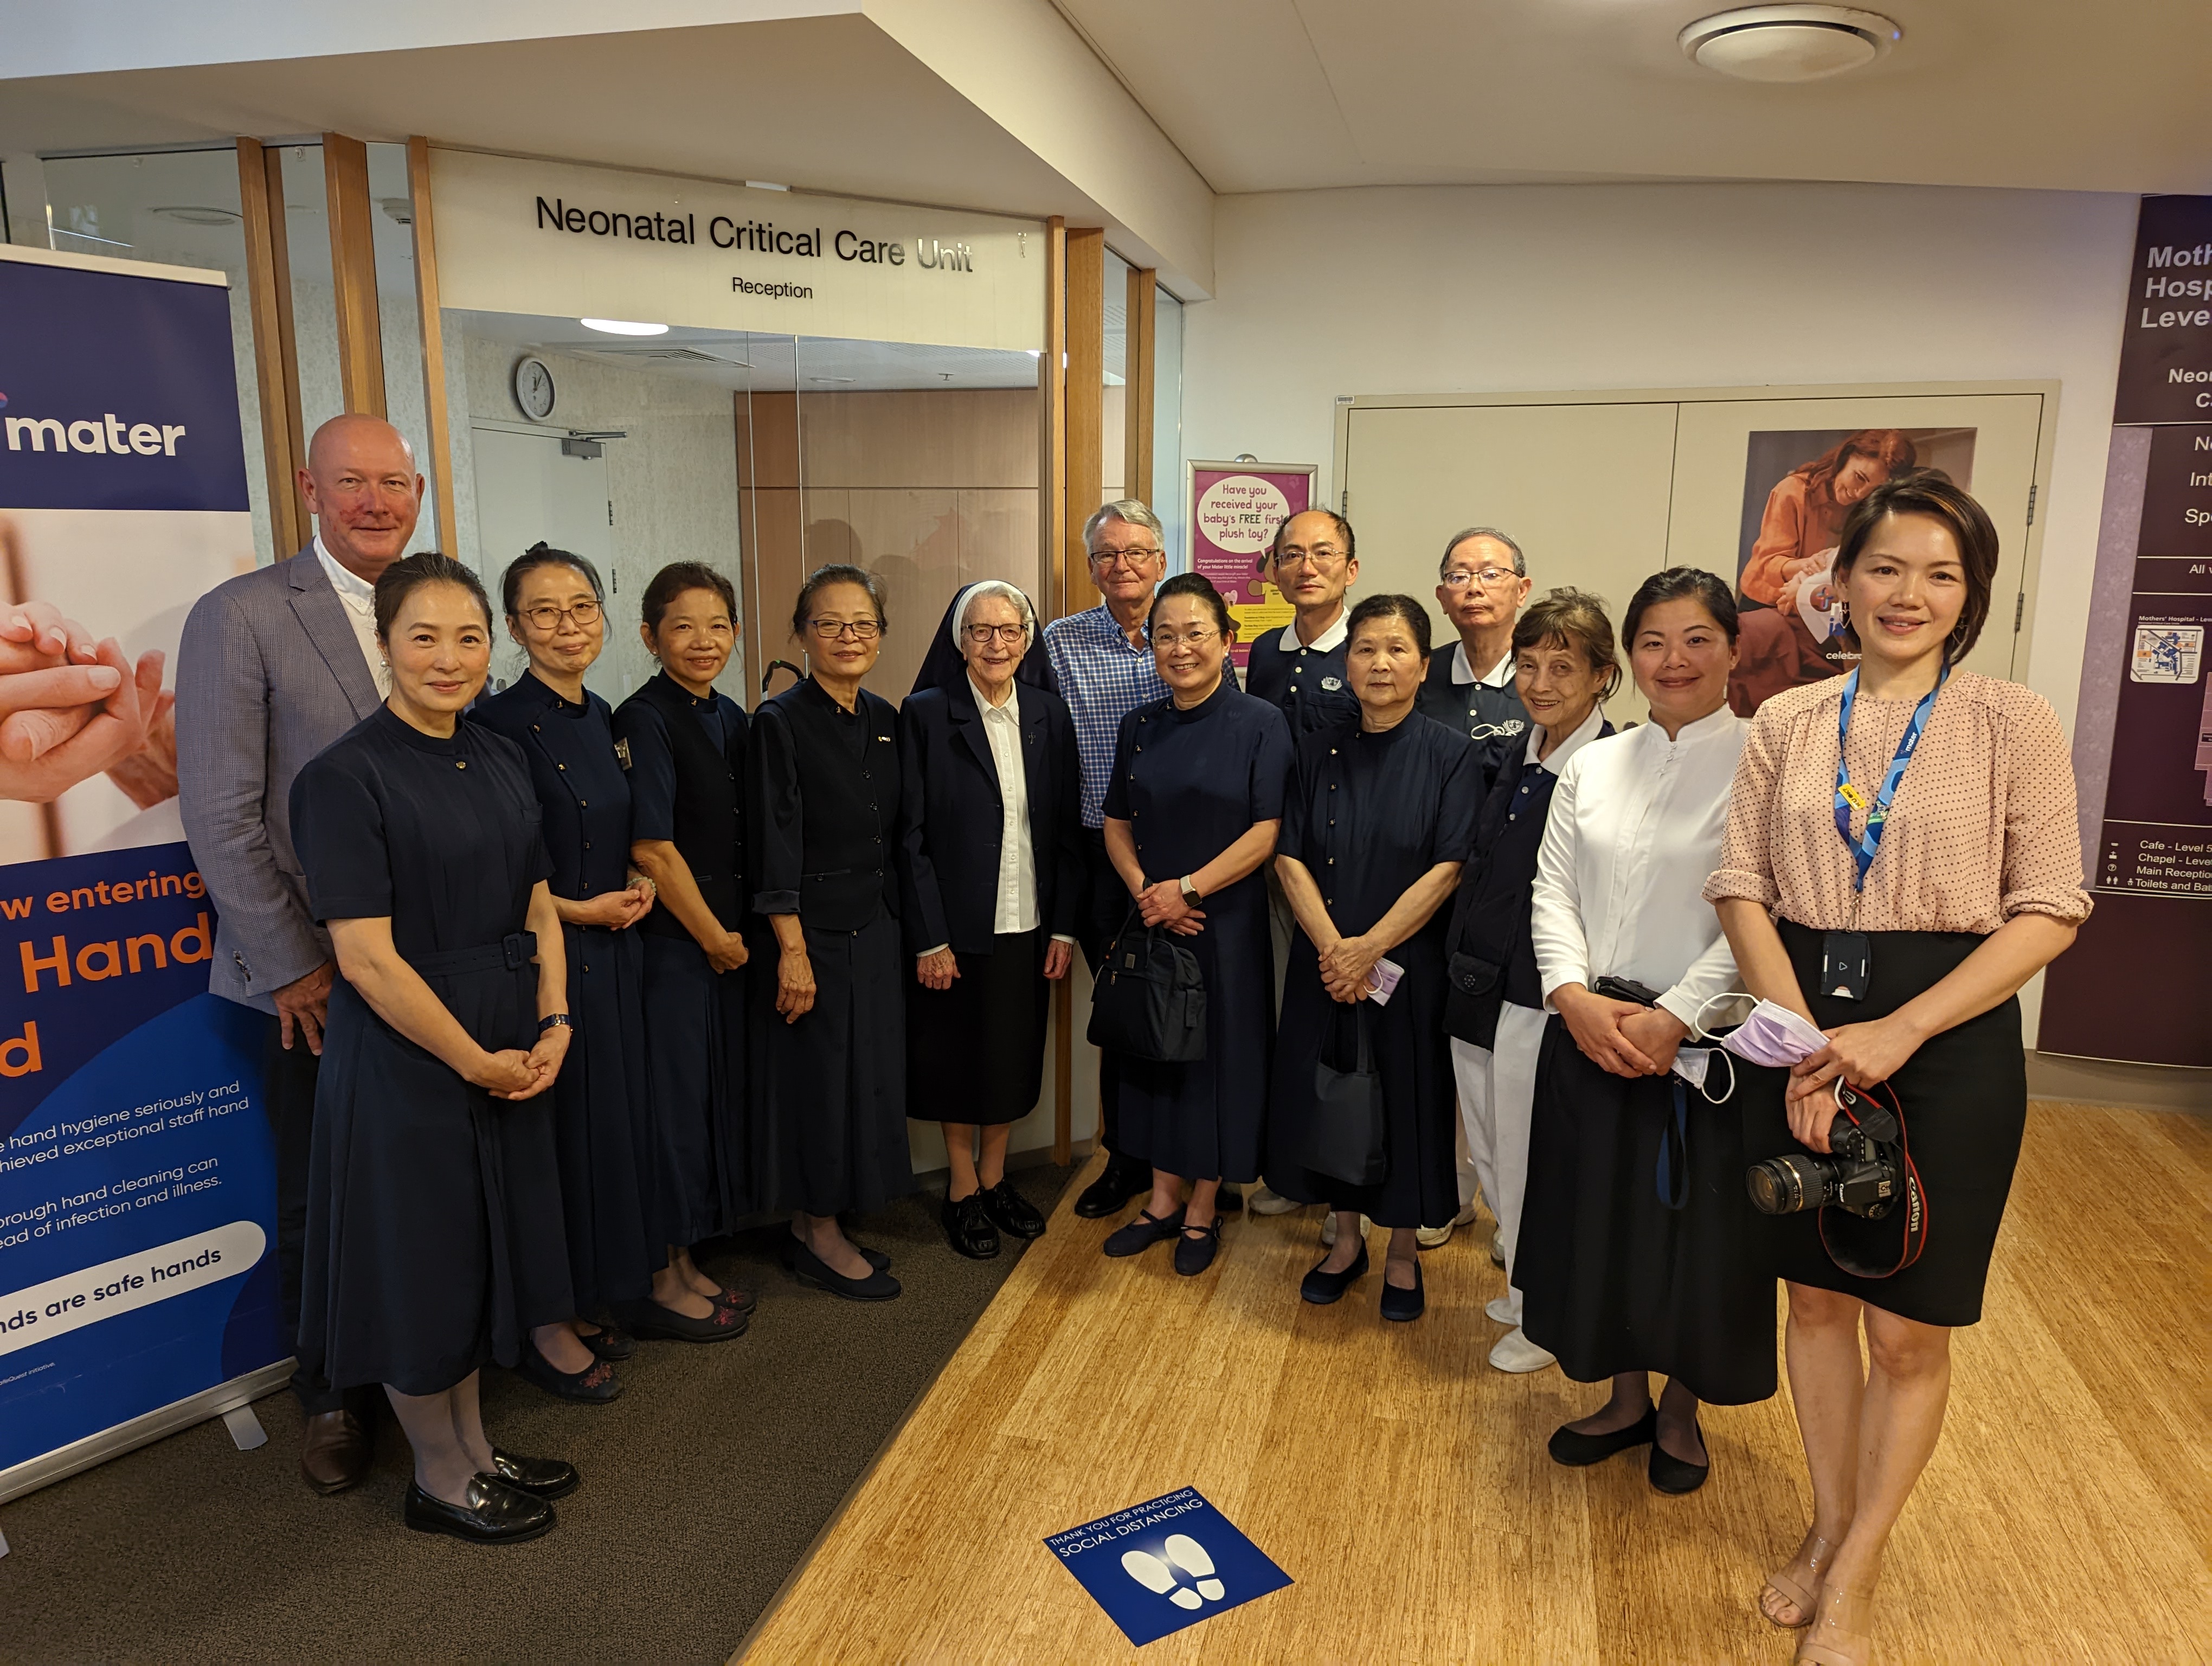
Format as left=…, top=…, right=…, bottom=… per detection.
left=1055, top=0, right=2212, bottom=195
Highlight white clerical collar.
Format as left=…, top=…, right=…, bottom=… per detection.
left=1451, top=640, right=1517, bottom=689
left=1277, top=609, right=1349, bottom=655
left=313, top=536, right=376, bottom=604
left=969, top=671, right=1020, bottom=722
left=1524, top=701, right=1609, bottom=776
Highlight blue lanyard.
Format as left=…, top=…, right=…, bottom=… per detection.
left=1834, top=668, right=1945, bottom=892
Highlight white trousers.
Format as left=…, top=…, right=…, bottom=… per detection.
left=1451, top=1003, right=1548, bottom=1320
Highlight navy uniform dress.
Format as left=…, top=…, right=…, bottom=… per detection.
left=750, top=676, right=915, bottom=1216
left=1243, top=618, right=1361, bottom=738
left=291, top=708, right=572, bottom=1395
left=470, top=672, right=655, bottom=1317
left=1101, top=681, right=1294, bottom=1183
left=1266, top=715, right=1483, bottom=1227
left=611, top=672, right=757, bottom=1247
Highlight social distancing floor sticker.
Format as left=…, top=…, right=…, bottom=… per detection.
left=1044, top=1486, right=1292, bottom=1646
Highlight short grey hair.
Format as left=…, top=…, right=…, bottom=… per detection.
left=955, top=579, right=1037, bottom=648
left=1083, top=499, right=1166, bottom=550
left=1440, top=526, right=1526, bottom=579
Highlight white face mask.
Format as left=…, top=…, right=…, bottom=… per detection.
left=1714, top=999, right=1830, bottom=1069
left=1671, top=1044, right=1738, bottom=1104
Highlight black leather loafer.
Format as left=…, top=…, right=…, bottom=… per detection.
left=1548, top=1406, right=1658, bottom=1468
left=615, top=1297, right=749, bottom=1344
left=404, top=1476, right=554, bottom=1544
left=982, top=1178, right=1047, bottom=1240
left=488, top=1449, right=580, bottom=1500
left=1300, top=1243, right=1370, bottom=1304
left=1102, top=1204, right=1185, bottom=1257
left=578, top=1323, right=635, bottom=1362
left=1379, top=1260, right=1425, bottom=1322
left=516, top=1339, right=622, bottom=1404
left=943, top=1191, right=1001, bottom=1260
left=1648, top=1424, right=1711, bottom=1495
left=788, top=1239, right=903, bottom=1301
left=1173, top=1219, right=1223, bottom=1277
left=1075, top=1157, right=1152, bottom=1220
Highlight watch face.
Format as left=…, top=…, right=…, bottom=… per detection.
left=513, top=357, right=556, bottom=421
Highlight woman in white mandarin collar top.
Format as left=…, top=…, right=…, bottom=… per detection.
left=1516, top=567, right=1772, bottom=1500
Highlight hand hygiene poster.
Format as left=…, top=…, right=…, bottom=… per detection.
left=0, top=246, right=281, bottom=1489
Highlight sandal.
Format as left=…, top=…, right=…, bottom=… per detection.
left=1759, top=1532, right=1837, bottom=1629
left=1793, top=1584, right=1876, bottom=1666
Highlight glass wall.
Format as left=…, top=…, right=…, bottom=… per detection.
left=1154, top=285, right=1186, bottom=568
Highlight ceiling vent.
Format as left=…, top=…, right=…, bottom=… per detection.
left=1679, top=5, right=1900, bottom=82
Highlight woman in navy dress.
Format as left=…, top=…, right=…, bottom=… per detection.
left=610, top=562, right=756, bottom=1344
left=471, top=545, right=657, bottom=1398
left=1268, top=595, right=1483, bottom=1321
left=1099, top=573, right=1294, bottom=1277
left=752, top=565, right=912, bottom=1302
left=292, top=554, right=578, bottom=1545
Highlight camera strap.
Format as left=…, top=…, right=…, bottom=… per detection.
left=1655, top=1077, right=1691, bottom=1212
left=1818, top=1081, right=1928, bottom=1279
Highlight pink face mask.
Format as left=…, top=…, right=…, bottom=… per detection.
left=1715, top=999, right=1830, bottom=1069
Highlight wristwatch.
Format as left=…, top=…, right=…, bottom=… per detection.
left=538, top=1013, right=573, bottom=1033
left=1178, top=875, right=1203, bottom=908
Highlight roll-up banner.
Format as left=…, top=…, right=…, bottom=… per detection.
left=0, top=245, right=285, bottom=1525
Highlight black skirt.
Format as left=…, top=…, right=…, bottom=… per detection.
left=906, top=929, right=1047, bottom=1125
left=1518, top=1018, right=1777, bottom=1406
left=639, top=931, right=751, bottom=1246
left=1743, top=920, right=2024, bottom=1328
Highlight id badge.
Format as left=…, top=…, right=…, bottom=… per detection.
left=1821, top=931, right=1871, bottom=1001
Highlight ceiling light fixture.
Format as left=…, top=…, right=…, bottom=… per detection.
left=1679, top=5, right=1900, bottom=82
left=150, top=204, right=242, bottom=226
left=579, top=317, right=669, bottom=336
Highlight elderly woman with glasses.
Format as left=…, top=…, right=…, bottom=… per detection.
left=896, top=581, right=1085, bottom=1258
left=751, top=563, right=913, bottom=1301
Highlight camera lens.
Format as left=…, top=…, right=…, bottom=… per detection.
left=1746, top=1155, right=1818, bottom=1215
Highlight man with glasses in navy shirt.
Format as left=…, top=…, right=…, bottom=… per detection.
left=1418, top=526, right=1535, bottom=793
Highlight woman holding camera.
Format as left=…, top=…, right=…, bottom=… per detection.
left=1516, top=567, right=1763, bottom=1495
left=1708, top=476, right=2087, bottom=1666
left=1099, top=573, right=1293, bottom=1276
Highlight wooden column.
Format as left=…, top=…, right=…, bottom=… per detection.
left=1040, top=217, right=1074, bottom=1165
left=736, top=390, right=806, bottom=699
left=406, top=138, right=458, bottom=555
left=235, top=138, right=308, bottom=556
left=1124, top=265, right=1157, bottom=518
left=321, top=132, right=385, bottom=417
left=1063, top=227, right=1105, bottom=618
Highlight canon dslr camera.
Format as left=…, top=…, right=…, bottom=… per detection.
left=1746, top=1084, right=1904, bottom=1219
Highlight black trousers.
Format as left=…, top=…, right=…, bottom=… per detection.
left=261, top=1014, right=378, bottom=1419
left=1077, top=827, right=1139, bottom=1170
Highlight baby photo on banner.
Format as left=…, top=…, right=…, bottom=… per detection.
left=0, top=245, right=282, bottom=1495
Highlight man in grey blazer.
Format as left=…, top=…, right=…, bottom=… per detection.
left=177, top=413, right=422, bottom=1495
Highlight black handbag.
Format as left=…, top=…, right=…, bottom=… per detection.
left=1086, top=913, right=1207, bottom=1063
left=1298, top=1005, right=1388, bottom=1188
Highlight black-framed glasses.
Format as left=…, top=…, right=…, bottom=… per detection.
left=963, top=623, right=1027, bottom=645
left=519, top=601, right=603, bottom=630
left=808, top=618, right=882, bottom=641
left=1089, top=544, right=1163, bottom=569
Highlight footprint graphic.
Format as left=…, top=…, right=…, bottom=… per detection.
left=1122, top=1549, right=1203, bottom=1610
left=1164, top=1533, right=1225, bottom=1602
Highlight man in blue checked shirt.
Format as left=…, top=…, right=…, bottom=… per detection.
left=1044, top=500, right=1188, bottom=1220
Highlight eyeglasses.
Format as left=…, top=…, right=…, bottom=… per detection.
left=1151, top=628, right=1218, bottom=650
left=808, top=618, right=882, bottom=641
left=1440, top=566, right=1521, bottom=589
left=1089, top=545, right=1163, bottom=570
left=963, top=623, right=1027, bottom=645
left=1271, top=547, right=1345, bottom=572
left=519, top=601, right=602, bottom=630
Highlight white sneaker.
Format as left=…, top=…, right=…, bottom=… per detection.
left=1414, top=1220, right=1454, bottom=1249
left=1488, top=1327, right=1555, bottom=1373
left=1484, top=1295, right=1520, bottom=1325
left=1318, top=1212, right=1371, bottom=1247
left=1451, top=1198, right=1480, bottom=1228
left=1248, top=1184, right=1302, bottom=1216
left=1489, top=1228, right=1507, bottom=1269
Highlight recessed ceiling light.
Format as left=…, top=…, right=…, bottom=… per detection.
left=1679, top=5, right=1900, bottom=82
left=580, top=318, right=669, bottom=336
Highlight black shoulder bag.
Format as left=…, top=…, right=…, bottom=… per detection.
left=1297, top=1003, right=1388, bottom=1187
left=1086, top=912, right=1207, bottom=1063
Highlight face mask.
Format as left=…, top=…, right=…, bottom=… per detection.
left=1715, top=999, right=1830, bottom=1069
left=1671, top=1045, right=1737, bottom=1105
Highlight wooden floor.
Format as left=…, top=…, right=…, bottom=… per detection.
left=740, top=1105, right=2212, bottom=1664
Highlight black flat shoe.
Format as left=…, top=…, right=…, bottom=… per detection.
left=404, top=1476, right=554, bottom=1544
left=614, top=1297, right=749, bottom=1344
left=1300, top=1243, right=1370, bottom=1304
left=787, top=1239, right=903, bottom=1301
left=488, top=1448, right=579, bottom=1501
left=1648, top=1423, right=1711, bottom=1495
left=1548, top=1405, right=1658, bottom=1468
left=716, top=1283, right=758, bottom=1316
left=781, top=1235, right=890, bottom=1274
left=981, top=1178, right=1047, bottom=1240
left=1173, top=1219, right=1224, bottom=1277
left=1102, top=1204, right=1185, bottom=1258
left=515, top=1340, right=622, bottom=1404
left=1075, top=1157, right=1152, bottom=1220
left=578, top=1323, right=635, bottom=1362
left=1379, top=1260, right=1425, bottom=1322
left=943, top=1191, right=1002, bottom=1260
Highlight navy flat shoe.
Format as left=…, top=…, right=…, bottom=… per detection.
left=1299, top=1244, right=1370, bottom=1305
left=1548, top=1406, right=1658, bottom=1467
left=1102, top=1205, right=1185, bottom=1258
left=1379, top=1260, right=1425, bottom=1322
